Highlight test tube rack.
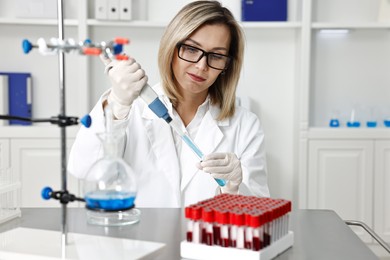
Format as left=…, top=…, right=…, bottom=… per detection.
left=0, top=169, right=21, bottom=225
left=180, top=194, right=293, bottom=260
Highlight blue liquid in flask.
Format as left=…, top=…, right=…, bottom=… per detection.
left=85, top=190, right=136, bottom=211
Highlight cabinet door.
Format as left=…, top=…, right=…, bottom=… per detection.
left=308, top=140, right=374, bottom=242
left=0, top=139, right=10, bottom=170
left=374, top=140, right=390, bottom=243
left=11, top=138, right=80, bottom=208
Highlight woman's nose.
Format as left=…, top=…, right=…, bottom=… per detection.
left=195, top=56, right=208, bottom=71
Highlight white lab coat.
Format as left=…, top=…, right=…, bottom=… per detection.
left=68, top=83, right=269, bottom=208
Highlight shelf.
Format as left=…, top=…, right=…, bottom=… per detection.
left=307, top=127, right=390, bottom=139
left=241, top=21, right=302, bottom=29
left=0, top=18, right=78, bottom=26
left=86, top=19, right=301, bottom=29
left=87, top=19, right=167, bottom=28
left=312, top=22, right=390, bottom=29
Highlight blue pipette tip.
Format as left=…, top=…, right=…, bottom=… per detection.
left=215, top=178, right=226, bottom=187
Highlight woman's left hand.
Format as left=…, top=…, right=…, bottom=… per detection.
left=198, top=153, right=242, bottom=194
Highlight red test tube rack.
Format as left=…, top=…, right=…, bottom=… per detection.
left=180, top=194, right=294, bottom=260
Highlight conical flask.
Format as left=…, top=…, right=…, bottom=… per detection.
left=83, top=105, right=140, bottom=226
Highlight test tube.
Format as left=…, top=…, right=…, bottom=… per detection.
left=252, top=209, right=264, bottom=251
left=212, top=208, right=221, bottom=246
left=169, top=118, right=226, bottom=186
left=244, top=210, right=253, bottom=250
left=191, top=206, right=202, bottom=244
left=201, top=207, right=214, bottom=246
left=263, top=209, right=272, bottom=247
left=185, top=207, right=193, bottom=242
left=230, top=209, right=245, bottom=249
left=218, top=209, right=230, bottom=247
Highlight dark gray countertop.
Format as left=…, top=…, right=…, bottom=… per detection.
left=0, top=208, right=378, bottom=260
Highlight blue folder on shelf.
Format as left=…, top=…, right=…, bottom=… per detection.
left=0, top=72, right=32, bottom=125
left=242, top=0, right=287, bottom=22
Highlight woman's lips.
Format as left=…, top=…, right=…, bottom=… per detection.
left=188, top=73, right=206, bottom=82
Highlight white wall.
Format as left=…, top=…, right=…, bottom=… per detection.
left=239, top=29, right=297, bottom=200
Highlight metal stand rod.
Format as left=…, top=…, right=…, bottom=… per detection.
left=57, top=0, right=68, bottom=253
left=345, top=220, right=390, bottom=254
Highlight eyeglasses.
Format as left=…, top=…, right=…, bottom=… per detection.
left=177, top=43, right=231, bottom=70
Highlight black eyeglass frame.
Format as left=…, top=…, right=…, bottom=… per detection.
left=176, top=42, right=231, bottom=71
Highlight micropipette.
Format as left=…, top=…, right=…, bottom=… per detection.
left=139, top=84, right=226, bottom=187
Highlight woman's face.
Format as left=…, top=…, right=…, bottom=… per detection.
left=172, top=23, right=231, bottom=99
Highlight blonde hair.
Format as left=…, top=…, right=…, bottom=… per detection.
left=158, top=0, right=244, bottom=121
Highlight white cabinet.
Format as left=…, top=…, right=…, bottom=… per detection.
left=0, top=139, right=10, bottom=169
left=11, top=138, right=80, bottom=208
left=374, top=140, right=390, bottom=242
left=307, top=139, right=374, bottom=242
left=306, top=138, right=390, bottom=243
left=0, top=127, right=80, bottom=208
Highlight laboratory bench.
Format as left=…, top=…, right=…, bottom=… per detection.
left=0, top=208, right=378, bottom=260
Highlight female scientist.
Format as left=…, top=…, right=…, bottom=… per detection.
left=68, top=0, right=270, bottom=207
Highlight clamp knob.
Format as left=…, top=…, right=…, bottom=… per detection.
left=41, top=186, right=53, bottom=200
left=22, top=39, right=33, bottom=54
left=80, top=114, right=92, bottom=128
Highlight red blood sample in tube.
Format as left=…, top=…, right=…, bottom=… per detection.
left=202, top=207, right=214, bottom=246
left=185, top=206, right=193, bottom=242
left=216, top=209, right=230, bottom=247
left=213, top=224, right=221, bottom=246
left=192, top=206, right=202, bottom=243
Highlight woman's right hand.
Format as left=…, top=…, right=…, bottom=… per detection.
left=101, top=56, right=148, bottom=119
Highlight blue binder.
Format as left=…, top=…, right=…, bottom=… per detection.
left=242, top=0, right=287, bottom=22
left=0, top=72, right=32, bottom=125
